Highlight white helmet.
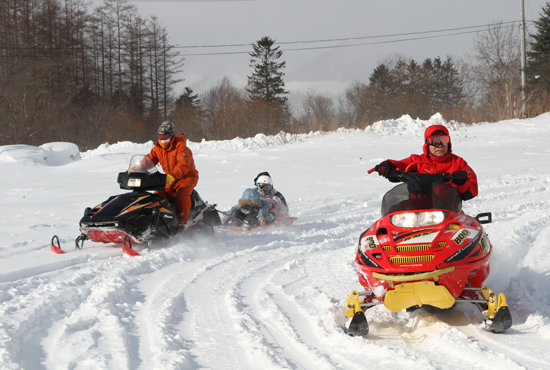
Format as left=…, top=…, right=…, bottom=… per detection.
left=256, top=175, right=273, bottom=196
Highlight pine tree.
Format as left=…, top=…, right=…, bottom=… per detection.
left=175, top=87, right=200, bottom=108
left=246, top=36, right=289, bottom=105
left=526, top=3, right=550, bottom=97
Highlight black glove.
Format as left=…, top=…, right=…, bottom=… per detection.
left=375, top=161, right=394, bottom=178
left=451, top=171, right=468, bottom=186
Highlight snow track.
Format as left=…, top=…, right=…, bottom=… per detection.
left=2, top=116, right=550, bottom=369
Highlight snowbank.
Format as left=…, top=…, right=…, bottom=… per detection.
left=0, top=142, right=80, bottom=166
left=366, top=113, right=463, bottom=136
left=0, top=113, right=464, bottom=165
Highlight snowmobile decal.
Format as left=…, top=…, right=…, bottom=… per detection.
left=117, top=203, right=151, bottom=217
left=91, top=196, right=119, bottom=217
left=146, top=201, right=165, bottom=208
left=398, top=232, right=437, bottom=245
left=445, top=231, right=481, bottom=263
left=116, top=196, right=151, bottom=217
left=453, top=229, right=470, bottom=245
left=361, top=235, right=378, bottom=250
left=403, top=231, right=431, bottom=242
left=469, top=247, right=481, bottom=258
left=393, top=228, right=434, bottom=242
left=356, top=250, right=382, bottom=269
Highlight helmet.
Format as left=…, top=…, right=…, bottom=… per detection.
left=256, top=175, right=273, bottom=196
left=158, top=120, right=174, bottom=141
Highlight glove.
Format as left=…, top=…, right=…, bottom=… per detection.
left=375, top=160, right=394, bottom=178
left=166, top=174, right=176, bottom=186
left=451, top=171, right=468, bottom=186
left=259, top=217, right=267, bottom=228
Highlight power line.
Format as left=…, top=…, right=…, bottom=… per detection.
left=0, top=20, right=532, bottom=57
left=180, top=22, right=527, bottom=56
left=178, top=21, right=522, bottom=49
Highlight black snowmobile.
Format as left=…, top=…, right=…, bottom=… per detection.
left=51, top=155, right=221, bottom=255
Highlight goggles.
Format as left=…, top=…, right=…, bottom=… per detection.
left=258, top=184, right=272, bottom=190
left=158, top=133, right=171, bottom=141
left=427, top=135, right=450, bottom=147
left=240, top=205, right=252, bottom=214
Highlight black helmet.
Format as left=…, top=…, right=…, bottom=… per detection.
left=158, top=120, right=175, bottom=139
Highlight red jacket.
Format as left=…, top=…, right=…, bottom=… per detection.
left=147, top=134, right=198, bottom=186
left=388, top=129, right=478, bottom=200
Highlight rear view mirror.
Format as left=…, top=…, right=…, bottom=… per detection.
left=476, top=212, right=492, bottom=224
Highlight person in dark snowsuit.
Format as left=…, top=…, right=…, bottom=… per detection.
left=375, top=125, right=478, bottom=201
left=254, top=172, right=288, bottom=226
left=253, top=171, right=289, bottom=212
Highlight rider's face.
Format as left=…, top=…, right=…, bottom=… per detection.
left=428, top=144, right=448, bottom=157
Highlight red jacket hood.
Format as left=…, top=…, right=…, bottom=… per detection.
left=423, top=124, right=452, bottom=158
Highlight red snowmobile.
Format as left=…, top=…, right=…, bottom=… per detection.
left=345, top=162, right=512, bottom=336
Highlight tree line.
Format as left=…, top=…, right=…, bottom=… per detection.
left=2, top=0, right=550, bottom=149
left=0, top=0, right=181, bottom=149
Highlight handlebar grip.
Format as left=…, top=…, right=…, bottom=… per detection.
left=368, top=168, right=376, bottom=174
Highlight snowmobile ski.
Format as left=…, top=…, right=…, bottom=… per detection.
left=50, top=235, right=65, bottom=254
left=122, top=235, right=140, bottom=256
left=345, top=291, right=370, bottom=336
left=478, top=286, right=512, bottom=333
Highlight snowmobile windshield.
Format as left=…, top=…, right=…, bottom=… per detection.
left=128, top=155, right=158, bottom=174
left=381, top=182, right=462, bottom=217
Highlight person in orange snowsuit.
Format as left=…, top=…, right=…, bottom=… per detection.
left=146, top=121, right=199, bottom=226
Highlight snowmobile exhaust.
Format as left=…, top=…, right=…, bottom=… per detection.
left=50, top=235, right=65, bottom=254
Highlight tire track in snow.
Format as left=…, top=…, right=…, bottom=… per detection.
left=0, top=254, right=142, bottom=369
left=170, top=209, right=368, bottom=369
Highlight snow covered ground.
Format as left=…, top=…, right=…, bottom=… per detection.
left=1, top=113, right=550, bottom=370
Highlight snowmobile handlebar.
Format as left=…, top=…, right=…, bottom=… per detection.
left=368, top=167, right=455, bottom=184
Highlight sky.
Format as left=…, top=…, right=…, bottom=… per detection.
left=106, top=0, right=550, bottom=107
left=1, top=113, right=550, bottom=369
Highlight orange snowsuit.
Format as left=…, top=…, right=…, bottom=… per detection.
left=146, top=134, right=199, bottom=224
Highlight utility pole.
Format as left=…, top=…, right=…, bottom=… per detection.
left=520, top=0, right=527, bottom=118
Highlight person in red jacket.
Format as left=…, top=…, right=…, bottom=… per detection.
left=375, top=125, right=478, bottom=200
left=146, top=121, right=199, bottom=226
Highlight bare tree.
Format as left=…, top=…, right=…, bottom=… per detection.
left=298, top=90, right=337, bottom=132
left=337, top=82, right=371, bottom=129
left=200, top=77, right=246, bottom=140
left=469, top=21, right=521, bottom=121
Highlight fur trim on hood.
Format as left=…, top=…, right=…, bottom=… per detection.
left=238, top=188, right=265, bottom=210
left=238, top=199, right=264, bottom=209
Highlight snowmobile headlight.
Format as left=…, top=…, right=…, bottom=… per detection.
left=390, top=211, right=448, bottom=227
left=128, top=178, right=141, bottom=187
